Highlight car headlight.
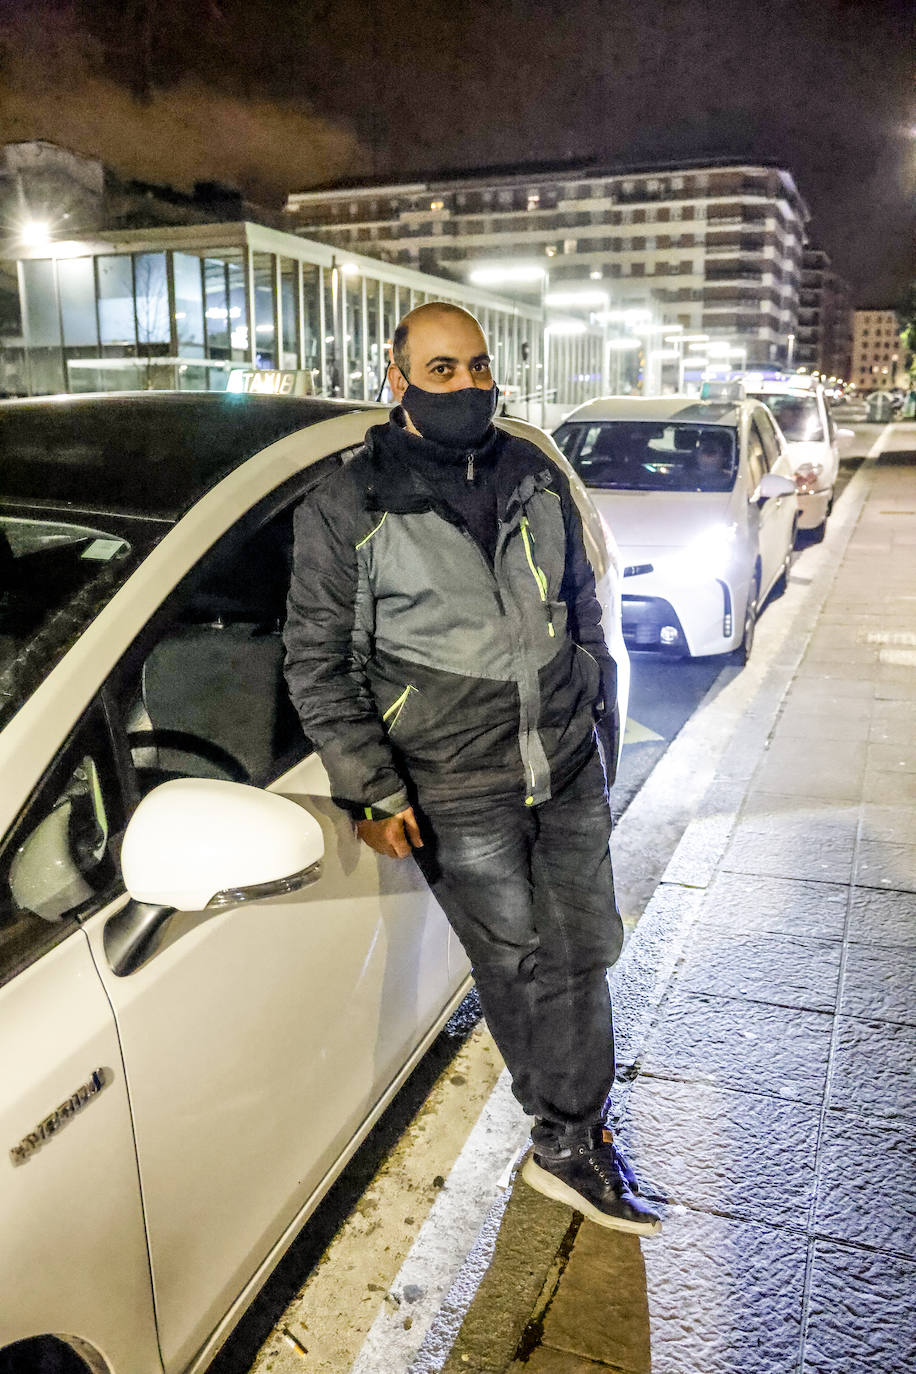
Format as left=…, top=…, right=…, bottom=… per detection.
left=671, top=524, right=738, bottom=581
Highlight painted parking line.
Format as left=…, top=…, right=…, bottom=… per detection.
left=867, top=422, right=896, bottom=459
left=623, top=717, right=664, bottom=745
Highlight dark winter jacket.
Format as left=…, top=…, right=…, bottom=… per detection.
left=283, top=415, right=616, bottom=817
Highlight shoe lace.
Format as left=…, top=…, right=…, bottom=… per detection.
left=577, top=1142, right=623, bottom=1191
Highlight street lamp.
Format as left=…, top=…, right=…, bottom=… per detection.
left=20, top=220, right=51, bottom=248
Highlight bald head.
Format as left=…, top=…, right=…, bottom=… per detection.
left=389, top=302, right=493, bottom=398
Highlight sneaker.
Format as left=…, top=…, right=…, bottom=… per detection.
left=601, top=1128, right=641, bottom=1195
left=521, top=1139, right=662, bottom=1236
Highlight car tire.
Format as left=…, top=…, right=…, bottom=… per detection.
left=730, top=574, right=759, bottom=666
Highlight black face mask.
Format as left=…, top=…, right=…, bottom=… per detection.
left=402, top=382, right=499, bottom=449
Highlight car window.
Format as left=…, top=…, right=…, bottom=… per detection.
left=746, top=427, right=766, bottom=491
left=563, top=422, right=737, bottom=493
left=0, top=706, right=124, bottom=988
left=553, top=424, right=585, bottom=461
left=752, top=393, right=824, bottom=443
left=754, top=411, right=781, bottom=470
left=0, top=516, right=146, bottom=734
left=108, top=465, right=340, bottom=796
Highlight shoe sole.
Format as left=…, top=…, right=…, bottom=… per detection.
left=520, top=1155, right=662, bottom=1237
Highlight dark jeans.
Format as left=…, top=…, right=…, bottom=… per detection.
left=414, top=750, right=624, bottom=1155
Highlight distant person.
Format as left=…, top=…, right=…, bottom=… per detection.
left=285, top=302, right=661, bottom=1235
left=692, top=431, right=734, bottom=490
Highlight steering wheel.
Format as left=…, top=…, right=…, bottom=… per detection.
left=127, top=729, right=251, bottom=785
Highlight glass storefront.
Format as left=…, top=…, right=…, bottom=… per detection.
left=9, top=224, right=604, bottom=410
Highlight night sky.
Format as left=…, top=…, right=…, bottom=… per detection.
left=1, top=0, right=912, bottom=303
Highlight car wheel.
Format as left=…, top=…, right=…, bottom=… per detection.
left=807, top=517, right=827, bottom=544
left=731, top=574, right=759, bottom=666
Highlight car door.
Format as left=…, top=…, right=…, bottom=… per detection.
left=0, top=706, right=161, bottom=1373
left=747, top=413, right=791, bottom=595
left=81, top=482, right=456, bottom=1374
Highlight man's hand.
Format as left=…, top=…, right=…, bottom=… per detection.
left=356, top=806, right=424, bottom=859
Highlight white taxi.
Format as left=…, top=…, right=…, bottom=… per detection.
left=0, top=392, right=626, bottom=1374
left=744, top=374, right=852, bottom=540
left=554, top=396, right=798, bottom=662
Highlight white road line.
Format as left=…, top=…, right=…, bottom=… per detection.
left=349, top=1072, right=529, bottom=1374
left=866, top=422, right=896, bottom=460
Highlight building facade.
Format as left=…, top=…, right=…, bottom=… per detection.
left=5, top=219, right=607, bottom=415
left=851, top=309, right=906, bottom=392
left=285, top=161, right=810, bottom=369
left=795, top=247, right=853, bottom=381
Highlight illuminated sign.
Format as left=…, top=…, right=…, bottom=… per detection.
left=226, top=369, right=314, bottom=396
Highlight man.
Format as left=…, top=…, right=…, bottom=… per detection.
left=284, top=303, right=660, bottom=1236
left=693, top=430, right=734, bottom=490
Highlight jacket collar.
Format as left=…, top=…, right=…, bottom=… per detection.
left=362, top=415, right=554, bottom=519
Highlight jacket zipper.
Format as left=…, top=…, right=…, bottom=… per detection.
left=466, top=453, right=475, bottom=481
left=519, top=516, right=555, bottom=637
left=383, top=684, right=417, bottom=731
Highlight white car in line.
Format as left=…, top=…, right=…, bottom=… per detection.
left=744, top=376, right=852, bottom=540
left=0, top=392, right=626, bottom=1374
left=553, top=396, right=799, bottom=662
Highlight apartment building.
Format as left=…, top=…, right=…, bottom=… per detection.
left=285, top=160, right=810, bottom=367
left=796, top=247, right=853, bottom=380
left=851, top=309, right=906, bottom=391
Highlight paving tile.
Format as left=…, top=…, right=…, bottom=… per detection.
left=866, top=741, right=916, bottom=774
left=859, top=804, right=916, bottom=845
left=840, top=944, right=916, bottom=1027
left=814, top=1112, right=916, bottom=1253
left=863, top=768, right=916, bottom=805
left=737, top=793, right=860, bottom=836
left=622, top=1077, right=819, bottom=1225
left=539, top=1227, right=651, bottom=1373
left=803, top=1242, right=916, bottom=1373
left=640, top=1210, right=806, bottom=1374
left=697, top=873, right=848, bottom=941
left=786, top=679, right=875, bottom=706
left=771, top=710, right=872, bottom=743
left=829, top=1017, right=916, bottom=1120
left=852, top=840, right=916, bottom=892
left=677, top=930, right=841, bottom=1013
left=847, top=886, right=916, bottom=947
left=721, top=828, right=855, bottom=885
left=752, top=753, right=865, bottom=803
left=640, top=990, right=833, bottom=1104
left=507, top=1348, right=609, bottom=1373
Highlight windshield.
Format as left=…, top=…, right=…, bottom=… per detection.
left=0, top=516, right=141, bottom=732
left=751, top=393, right=824, bottom=443
left=554, top=422, right=738, bottom=493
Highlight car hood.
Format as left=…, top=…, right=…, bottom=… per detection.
left=587, top=489, right=736, bottom=553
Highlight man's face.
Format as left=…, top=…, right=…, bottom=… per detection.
left=697, top=443, right=722, bottom=469
left=388, top=309, right=494, bottom=403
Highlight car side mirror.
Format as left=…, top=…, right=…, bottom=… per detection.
left=756, top=472, right=797, bottom=502
left=105, top=779, right=324, bottom=975
left=121, top=778, right=324, bottom=909
left=837, top=428, right=855, bottom=440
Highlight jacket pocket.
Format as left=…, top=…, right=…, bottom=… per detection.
left=382, top=683, right=419, bottom=735
left=573, top=643, right=604, bottom=710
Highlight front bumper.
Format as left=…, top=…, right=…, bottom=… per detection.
left=621, top=574, right=746, bottom=657
left=795, top=487, right=831, bottom=529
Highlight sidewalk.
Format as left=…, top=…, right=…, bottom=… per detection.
left=439, top=450, right=916, bottom=1373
